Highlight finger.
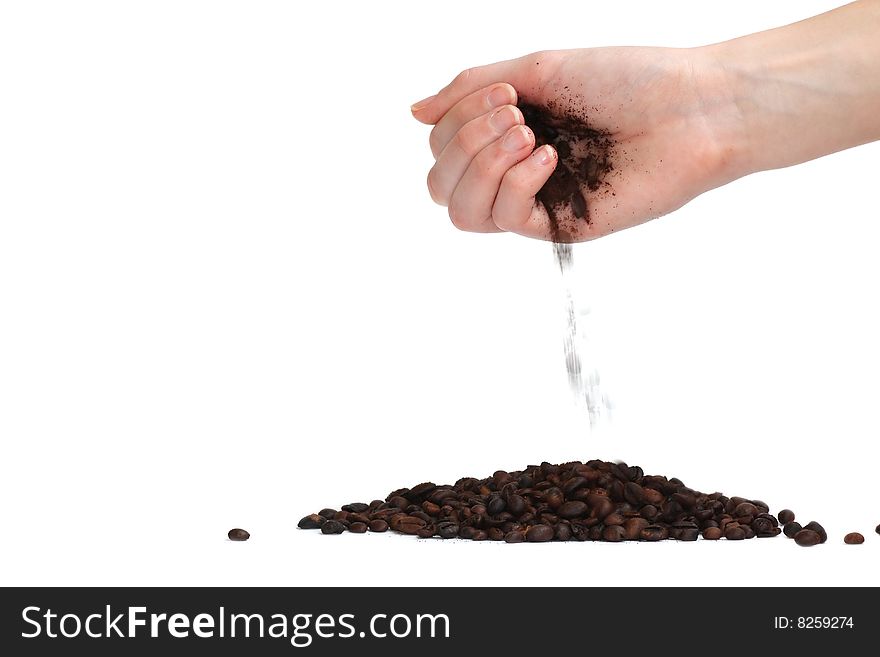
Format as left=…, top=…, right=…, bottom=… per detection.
left=492, top=145, right=558, bottom=236
left=447, top=124, right=535, bottom=233
left=428, top=83, right=517, bottom=158
left=411, top=51, right=555, bottom=125
left=427, top=105, right=523, bottom=205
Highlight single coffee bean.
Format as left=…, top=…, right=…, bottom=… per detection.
left=318, top=508, right=337, bottom=519
left=504, top=531, right=525, bottom=543
left=875, top=523, right=880, bottom=536
left=571, top=190, right=587, bottom=219
left=623, top=517, right=649, bottom=541
left=298, top=514, right=325, bottom=530
left=227, top=528, right=250, bottom=541
left=558, top=500, right=589, bottom=519
left=702, top=527, right=722, bottom=540
left=369, top=519, right=389, bottom=533
left=349, top=522, right=368, bottom=534
left=733, top=502, right=758, bottom=518
left=603, top=525, right=626, bottom=542
left=724, top=526, right=746, bottom=541
left=507, top=494, right=526, bottom=516
left=803, top=521, right=827, bottom=544
left=395, top=516, right=427, bottom=535
left=777, top=509, right=795, bottom=525
left=470, top=530, right=489, bottom=541
left=348, top=513, right=370, bottom=524
left=794, top=529, right=821, bottom=547
left=416, top=527, right=436, bottom=538
left=677, top=528, right=700, bottom=541
left=555, top=523, right=572, bottom=541
left=783, top=521, right=802, bottom=538
left=342, top=503, right=369, bottom=513
left=544, top=487, right=564, bottom=510
left=526, top=524, right=555, bottom=542
left=321, top=520, right=346, bottom=535
left=640, top=525, right=668, bottom=542
left=843, top=532, right=864, bottom=545
left=752, top=517, right=774, bottom=536
left=640, top=505, right=658, bottom=520
left=488, top=527, right=506, bottom=541
left=487, top=496, right=506, bottom=515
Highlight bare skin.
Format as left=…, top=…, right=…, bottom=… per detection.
left=412, top=0, right=880, bottom=242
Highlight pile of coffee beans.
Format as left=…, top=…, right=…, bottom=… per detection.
left=299, top=459, right=798, bottom=543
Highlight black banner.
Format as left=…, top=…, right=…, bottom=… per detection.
left=0, top=587, right=874, bottom=654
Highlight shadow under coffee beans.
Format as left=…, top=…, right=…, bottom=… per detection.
left=297, top=459, right=822, bottom=544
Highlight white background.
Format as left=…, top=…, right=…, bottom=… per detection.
left=2, top=0, right=879, bottom=587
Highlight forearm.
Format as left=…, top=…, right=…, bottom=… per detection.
left=707, top=0, right=880, bottom=177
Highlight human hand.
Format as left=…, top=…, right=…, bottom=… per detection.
left=412, top=47, right=744, bottom=242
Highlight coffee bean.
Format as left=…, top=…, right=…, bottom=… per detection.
left=702, top=527, right=722, bottom=540
left=558, top=501, right=589, bottom=519
left=875, top=524, right=880, bottom=536
left=604, top=513, right=625, bottom=526
left=677, top=528, right=700, bottom=541
left=318, top=508, right=337, bottom=519
left=349, top=522, right=368, bottom=534
left=803, top=521, right=827, bottom=544
left=640, top=505, right=658, bottom=520
left=298, top=514, right=325, bottom=530
left=640, top=525, right=668, bottom=541
left=555, top=523, right=572, bottom=541
left=342, top=503, right=369, bottom=513
left=733, top=502, right=758, bottom=518
left=227, top=528, right=250, bottom=541
left=321, top=520, right=346, bottom=535
left=794, top=529, right=821, bottom=547
left=416, top=528, right=436, bottom=538
left=487, top=496, right=506, bottom=515
left=507, top=494, right=526, bottom=516
left=623, top=517, right=649, bottom=541
left=488, top=527, right=506, bottom=541
left=470, top=530, right=489, bottom=541
left=783, top=522, right=802, bottom=538
left=504, top=531, right=525, bottom=543
left=752, top=517, right=775, bottom=536
left=571, top=190, right=587, bottom=219
left=603, top=525, right=626, bottom=542
left=724, top=526, right=746, bottom=541
left=369, top=519, right=389, bottom=533
left=777, top=509, right=795, bottom=525
left=544, top=487, right=564, bottom=510
left=526, top=525, right=555, bottom=542
left=394, top=516, right=427, bottom=535
left=844, top=532, right=864, bottom=544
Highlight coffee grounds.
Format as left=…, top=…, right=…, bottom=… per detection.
left=298, top=459, right=811, bottom=544
left=518, top=102, right=614, bottom=242
left=517, top=103, right=614, bottom=424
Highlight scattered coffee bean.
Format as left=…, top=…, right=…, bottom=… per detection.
left=783, top=522, right=802, bottom=538
left=369, top=519, right=389, bottom=533
left=794, top=530, right=821, bottom=547
left=803, top=521, right=827, bottom=544
left=227, top=528, right=250, bottom=541
left=297, top=514, right=325, bottom=530
left=320, top=520, right=346, bottom=535
left=843, top=532, right=864, bottom=545
left=777, top=509, right=795, bottom=525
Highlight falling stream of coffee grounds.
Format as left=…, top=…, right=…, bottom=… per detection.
left=552, top=242, right=608, bottom=427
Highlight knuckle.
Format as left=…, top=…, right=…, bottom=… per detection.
left=447, top=201, right=472, bottom=231
left=426, top=168, right=447, bottom=205
left=454, top=68, right=473, bottom=87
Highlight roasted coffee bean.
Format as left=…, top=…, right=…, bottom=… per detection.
left=733, top=502, right=758, bottom=518
left=571, top=191, right=587, bottom=219
left=702, top=527, right=722, bottom=540
left=458, top=526, right=478, bottom=539
left=623, top=517, right=649, bottom=541
left=803, top=522, right=827, bottom=544
left=604, top=513, right=625, bottom=527
left=640, top=505, right=658, bottom=520
left=416, top=528, right=436, bottom=538
left=876, top=524, right=880, bottom=536
left=342, top=503, right=369, bottom=513
left=678, top=528, right=700, bottom=541
left=777, top=509, right=795, bottom=525
left=742, top=526, right=755, bottom=539
left=487, top=496, right=506, bottom=515
left=640, top=525, right=668, bottom=541
left=752, top=517, right=775, bottom=536
left=318, top=508, right=337, bottom=519
left=526, top=525, right=555, bottom=542
left=783, top=522, right=802, bottom=538
left=321, top=520, right=346, bottom=535
left=369, top=519, right=389, bottom=533
left=227, top=528, right=250, bottom=541
left=603, top=525, right=626, bottom=542
left=544, top=487, right=564, bottom=510
left=562, top=476, right=589, bottom=496
left=844, top=532, right=864, bottom=545
left=558, top=501, right=589, bottom=519
left=488, top=527, right=506, bottom=541
left=504, top=531, right=525, bottom=543
left=298, top=514, right=325, bottom=530
left=794, top=529, right=821, bottom=547
left=507, top=494, right=526, bottom=516
left=421, top=501, right=441, bottom=516
left=348, top=513, right=370, bottom=524
left=555, top=523, right=572, bottom=541
left=470, top=530, right=488, bottom=541
left=349, top=522, right=368, bottom=534
left=395, top=516, right=427, bottom=535
left=724, top=526, right=746, bottom=541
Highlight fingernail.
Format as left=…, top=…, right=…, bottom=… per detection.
left=487, top=85, right=513, bottom=109
left=410, top=95, right=437, bottom=112
left=534, top=144, right=556, bottom=165
left=489, top=105, right=521, bottom=133
left=502, top=125, right=532, bottom=152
